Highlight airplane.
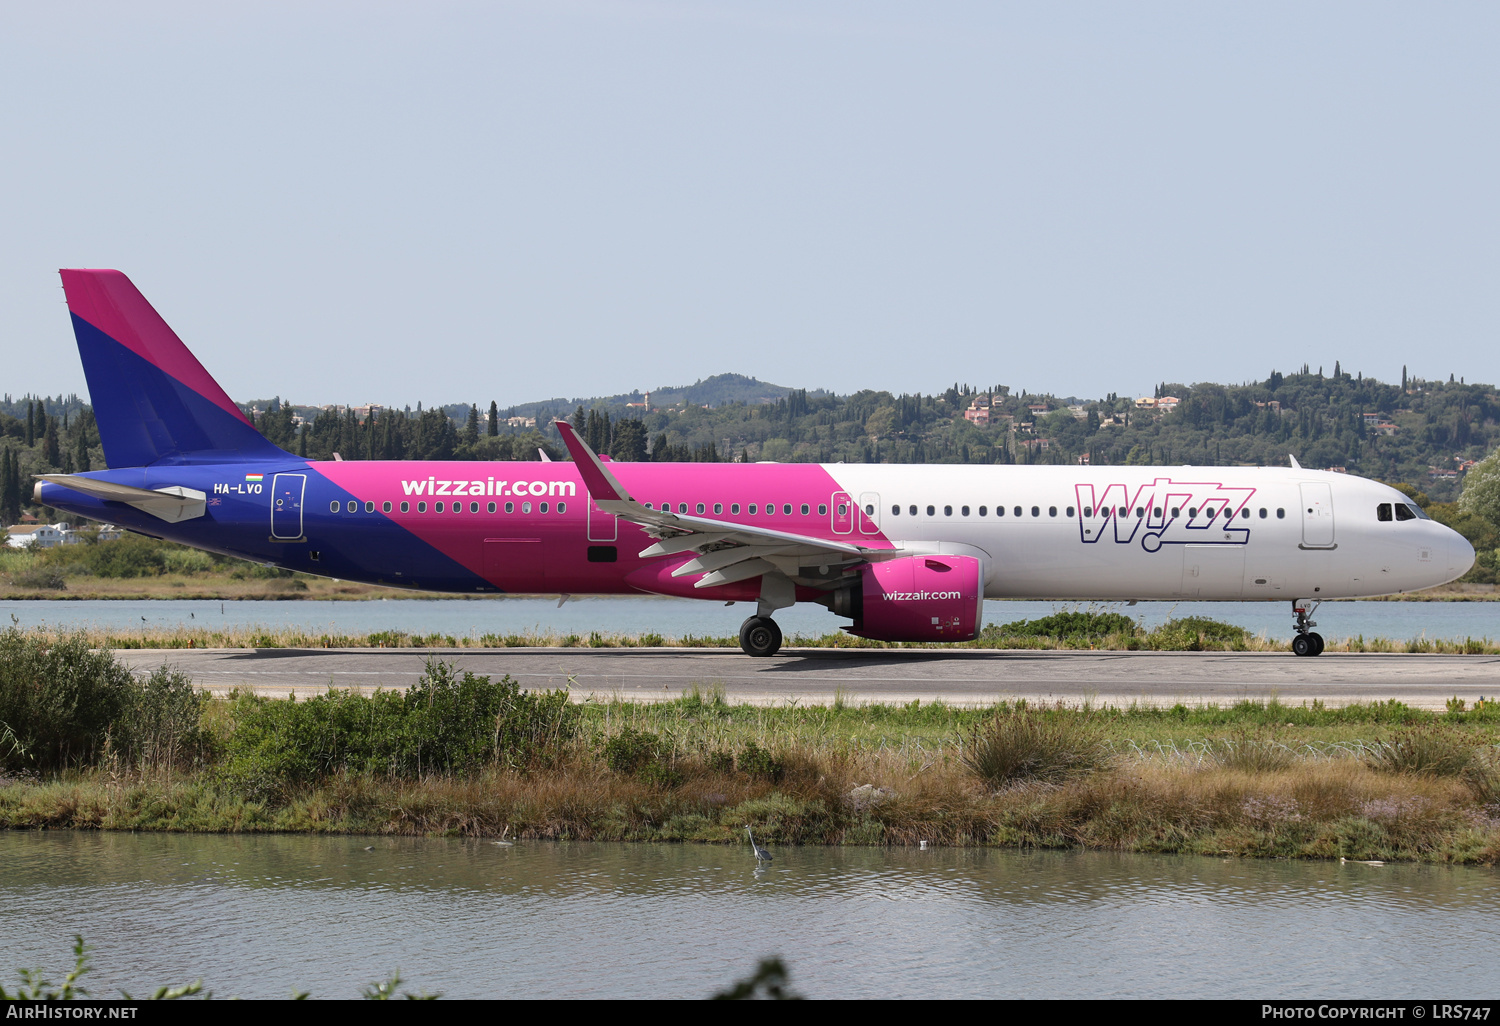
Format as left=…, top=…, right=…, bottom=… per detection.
left=34, top=269, right=1476, bottom=658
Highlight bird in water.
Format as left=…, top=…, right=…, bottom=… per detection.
left=745, top=825, right=772, bottom=863
left=492, top=826, right=513, bottom=847
left=1340, top=857, right=1385, bottom=866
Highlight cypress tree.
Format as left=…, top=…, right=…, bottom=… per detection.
left=488, top=401, right=499, bottom=437
left=42, top=415, right=60, bottom=467
left=25, top=401, right=34, bottom=447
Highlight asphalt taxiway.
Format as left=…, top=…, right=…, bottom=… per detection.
left=110, top=647, right=1500, bottom=711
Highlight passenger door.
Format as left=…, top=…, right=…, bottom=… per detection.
left=270, top=473, right=305, bottom=540
left=1299, top=483, right=1336, bottom=548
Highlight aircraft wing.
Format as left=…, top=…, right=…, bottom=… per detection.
left=553, top=420, right=895, bottom=587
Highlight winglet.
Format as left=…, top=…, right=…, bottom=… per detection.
left=1288, top=453, right=1302, bottom=470
left=553, top=420, right=633, bottom=503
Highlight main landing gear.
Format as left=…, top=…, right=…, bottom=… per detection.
left=739, top=616, right=783, bottom=658
left=1291, top=601, right=1325, bottom=657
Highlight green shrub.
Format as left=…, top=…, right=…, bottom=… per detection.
left=112, top=664, right=216, bottom=770
left=985, top=611, right=1138, bottom=639
left=219, top=660, right=578, bottom=800
left=738, top=740, right=784, bottom=781
left=10, top=566, right=67, bottom=590
left=603, top=727, right=662, bottom=774
left=962, top=711, right=1106, bottom=786
left=1147, top=616, right=1248, bottom=651
left=0, top=629, right=137, bottom=771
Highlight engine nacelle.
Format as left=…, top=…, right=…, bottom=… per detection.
left=836, top=554, right=984, bottom=643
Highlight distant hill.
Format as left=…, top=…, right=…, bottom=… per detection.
left=507, top=373, right=826, bottom=417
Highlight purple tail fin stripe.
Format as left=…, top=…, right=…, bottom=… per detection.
left=60, top=270, right=253, bottom=427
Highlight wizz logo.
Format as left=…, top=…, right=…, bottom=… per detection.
left=1074, top=478, right=1255, bottom=552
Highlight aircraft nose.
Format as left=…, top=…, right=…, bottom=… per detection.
left=1451, top=532, right=1476, bottom=578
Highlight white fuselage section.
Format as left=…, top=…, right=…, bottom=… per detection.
left=819, top=465, right=1473, bottom=602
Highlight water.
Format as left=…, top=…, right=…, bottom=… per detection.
left=1, top=831, right=1495, bottom=999
left=1, top=596, right=1495, bottom=642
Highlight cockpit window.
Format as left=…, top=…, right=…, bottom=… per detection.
left=1377, top=503, right=1393, bottom=522
left=1394, top=503, right=1418, bottom=522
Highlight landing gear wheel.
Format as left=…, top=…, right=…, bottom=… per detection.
left=1292, top=634, right=1315, bottom=657
left=739, top=616, right=782, bottom=657
left=1308, top=632, right=1325, bottom=656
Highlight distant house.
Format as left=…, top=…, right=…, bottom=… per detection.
left=1157, top=396, right=1180, bottom=412
left=506, top=416, right=537, bottom=428
left=1134, top=397, right=1158, bottom=409
left=963, top=406, right=990, bottom=426
left=5, top=524, right=68, bottom=549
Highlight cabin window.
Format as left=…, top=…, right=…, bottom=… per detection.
left=418, top=502, right=427, bottom=513
left=401, top=502, right=410, bottom=513
left=1049, top=506, right=1058, bottom=517
left=909, top=505, right=918, bottom=516
left=644, top=502, right=653, bottom=509
left=996, top=506, right=1005, bottom=517
left=487, top=502, right=496, bottom=513
left=538, top=502, right=548, bottom=513
left=926, top=505, right=936, bottom=517
left=364, top=501, right=374, bottom=513
left=1188, top=507, right=1197, bottom=518
left=1154, top=507, right=1162, bottom=518
left=1171, top=507, right=1180, bottom=517
left=731, top=504, right=740, bottom=514
left=979, top=506, right=987, bottom=516
left=330, top=501, right=339, bottom=512
left=557, top=502, right=566, bottom=514
left=765, top=504, right=774, bottom=515
left=347, top=501, right=357, bottom=513
left=696, top=503, right=705, bottom=514
left=435, top=501, right=445, bottom=512
left=714, top=503, right=723, bottom=514
left=679, top=503, right=689, bottom=514
left=944, top=505, right=952, bottom=517
left=505, top=502, right=514, bottom=513
left=962, top=506, right=970, bottom=516
left=1240, top=508, right=1249, bottom=519
left=801, top=504, right=810, bottom=515
left=1083, top=507, right=1093, bottom=517
left=1014, top=506, right=1022, bottom=517
left=1066, top=506, right=1075, bottom=517
left=1259, top=508, right=1267, bottom=518
left=890, top=505, right=899, bottom=515
left=1118, top=506, right=1128, bottom=517
left=818, top=504, right=827, bottom=516
left=1395, top=503, right=1418, bottom=522
left=1276, top=508, right=1285, bottom=519
left=454, top=503, right=462, bottom=514
left=522, top=501, right=532, bottom=514
left=1031, top=506, right=1040, bottom=517
left=1136, top=507, right=1144, bottom=518
left=749, top=504, right=758, bottom=514
left=784, top=504, right=793, bottom=515
left=865, top=504, right=874, bottom=516
left=382, top=501, right=392, bottom=513
left=471, top=502, right=480, bottom=513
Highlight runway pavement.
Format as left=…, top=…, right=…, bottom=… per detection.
left=111, top=646, right=1500, bottom=710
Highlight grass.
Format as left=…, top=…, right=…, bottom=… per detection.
left=0, top=620, right=1497, bottom=654
left=5, top=684, right=1500, bottom=863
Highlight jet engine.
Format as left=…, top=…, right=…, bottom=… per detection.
left=829, top=554, right=984, bottom=643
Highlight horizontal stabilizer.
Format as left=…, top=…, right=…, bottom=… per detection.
left=35, top=474, right=206, bottom=524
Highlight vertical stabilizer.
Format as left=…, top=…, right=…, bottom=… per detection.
left=59, top=269, right=287, bottom=467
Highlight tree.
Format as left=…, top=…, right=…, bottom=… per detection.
left=1459, top=448, right=1500, bottom=528
left=610, top=419, right=648, bottom=462
left=42, top=415, right=60, bottom=467
left=488, top=401, right=499, bottom=437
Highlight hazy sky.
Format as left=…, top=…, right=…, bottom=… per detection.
left=3, top=2, right=1496, bottom=409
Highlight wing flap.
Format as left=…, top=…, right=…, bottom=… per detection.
left=35, top=474, right=207, bottom=524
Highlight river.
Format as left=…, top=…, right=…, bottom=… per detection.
left=0, top=832, right=1494, bottom=999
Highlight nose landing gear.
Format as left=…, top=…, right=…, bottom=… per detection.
left=1291, top=601, right=1324, bottom=657
left=739, top=616, right=783, bottom=657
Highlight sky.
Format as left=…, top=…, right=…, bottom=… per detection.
left=2, top=1, right=1496, bottom=409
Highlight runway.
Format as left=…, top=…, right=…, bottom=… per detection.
left=111, top=646, right=1500, bottom=710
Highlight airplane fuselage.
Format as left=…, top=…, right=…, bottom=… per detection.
left=40, top=459, right=1471, bottom=608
